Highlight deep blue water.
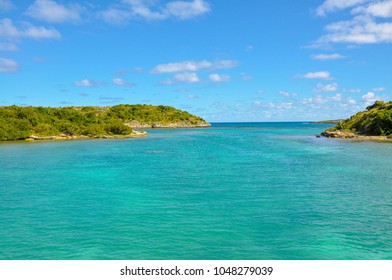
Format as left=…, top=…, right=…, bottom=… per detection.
left=0, top=122, right=391, bottom=259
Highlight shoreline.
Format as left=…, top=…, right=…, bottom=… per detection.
left=321, top=130, right=392, bottom=142
left=22, top=131, right=148, bottom=142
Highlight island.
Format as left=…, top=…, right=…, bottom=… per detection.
left=0, top=104, right=210, bottom=141
left=321, top=100, right=392, bottom=141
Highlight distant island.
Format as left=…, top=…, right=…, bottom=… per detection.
left=0, top=104, right=210, bottom=141
left=322, top=100, right=392, bottom=141
left=313, top=119, right=344, bottom=124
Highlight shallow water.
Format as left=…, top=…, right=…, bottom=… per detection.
left=1, top=122, right=391, bottom=259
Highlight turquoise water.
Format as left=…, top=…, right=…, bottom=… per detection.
left=1, top=122, right=392, bottom=260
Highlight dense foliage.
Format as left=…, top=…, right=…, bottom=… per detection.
left=327, top=101, right=392, bottom=136
left=0, top=104, right=209, bottom=141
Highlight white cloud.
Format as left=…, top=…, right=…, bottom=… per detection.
left=330, top=93, right=342, bottom=101
left=0, top=0, right=13, bottom=11
left=314, top=1, right=392, bottom=45
left=0, top=42, right=17, bottom=51
left=214, top=60, right=238, bottom=69
left=125, top=0, right=167, bottom=20
left=0, top=18, right=61, bottom=39
left=279, top=91, right=297, bottom=97
left=174, top=72, right=200, bottom=83
left=301, top=93, right=359, bottom=110
left=113, top=78, right=134, bottom=87
left=353, top=1, right=392, bottom=18
left=315, top=0, right=369, bottom=16
left=314, top=83, right=339, bottom=92
left=0, top=57, right=18, bottom=73
left=187, top=94, right=198, bottom=98
left=240, top=73, right=253, bottom=80
left=101, top=0, right=210, bottom=24
left=267, top=102, right=294, bottom=109
left=347, top=97, right=357, bottom=104
left=98, top=7, right=132, bottom=26
left=25, top=0, right=84, bottom=23
left=163, top=72, right=201, bottom=84
left=318, top=15, right=392, bottom=44
left=295, top=71, right=333, bottom=80
left=343, top=88, right=362, bottom=93
left=361, top=91, right=383, bottom=105
left=372, top=87, right=385, bottom=91
left=209, top=73, right=230, bottom=82
left=311, top=53, right=345, bottom=60
left=152, top=59, right=237, bottom=73
left=74, top=79, right=101, bottom=87
left=165, top=0, right=210, bottom=19
left=153, top=60, right=211, bottom=73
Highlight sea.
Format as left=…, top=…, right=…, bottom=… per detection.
left=0, top=122, right=391, bottom=260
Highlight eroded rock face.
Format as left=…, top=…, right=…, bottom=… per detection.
left=26, top=131, right=148, bottom=141
left=126, top=120, right=211, bottom=128
left=321, top=131, right=356, bottom=138
left=321, top=130, right=392, bottom=142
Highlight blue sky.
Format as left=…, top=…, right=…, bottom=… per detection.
left=1, top=0, right=391, bottom=122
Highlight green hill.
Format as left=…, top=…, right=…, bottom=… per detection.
left=0, top=104, right=210, bottom=141
left=322, top=101, right=392, bottom=138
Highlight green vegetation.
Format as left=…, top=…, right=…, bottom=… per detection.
left=325, top=101, right=392, bottom=136
left=0, top=104, right=210, bottom=141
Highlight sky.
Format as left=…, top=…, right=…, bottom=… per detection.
left=0, top=0, right=392, bottom=122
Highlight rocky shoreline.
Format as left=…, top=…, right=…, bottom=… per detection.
left=126, top=121, right=211, bottom=128
left=321, top=130, right=392, bottom=142
left=24, top=131, right=148, bottom=141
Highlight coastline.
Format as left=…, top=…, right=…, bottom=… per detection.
left=23, top=131, right=148, bottom=142
left=126, top=121, right=211, bottom=128
left=321, top=130, right=392, bottom=142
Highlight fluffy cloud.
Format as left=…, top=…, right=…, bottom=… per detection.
left=311, top=53, right=345, bottom=60
left=315, top=1, right=392, bottom=45
left=301, top=93, right=357, bottom=109
left=372, top=87, right=385, bottom=91
left=353, top=1, right=392, bottom=18
left=163, top=72, right=201, bottom=84
left=0, top=57, right=18, bottom=73
left=152, top=59, right=237, bottom=73
left=315, top=0, right=369, bottom=16
left=343, top=88, right=362, bottom=93
left=74, top=79, right=101, bottom=87
left=0, top=42, right=17, bottom=51
left=0, top=0, right=13, bottom=11
left=153, top=60, right=211, bottom=73
left=279, top=91, right=297, bottom=97
left=165, top=0, right=210, bottom=19
left=319, top=15, right=392, bottom=44
left=101, top=0, right=210, bottom=24
left=295, top=71, right=332, bottom=80
left=314, top=83, right=339, bottom=92
left=98, top=8, right=132, bottom=26
left=209, top=73, right=230, bottom=82
left=113, top=78, right=134, bottom=87
left=0, top=18, right=61, bottom=39
left=362, top=91, right=384, bottom=105
left=25, top=0, right=84, bottom=23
